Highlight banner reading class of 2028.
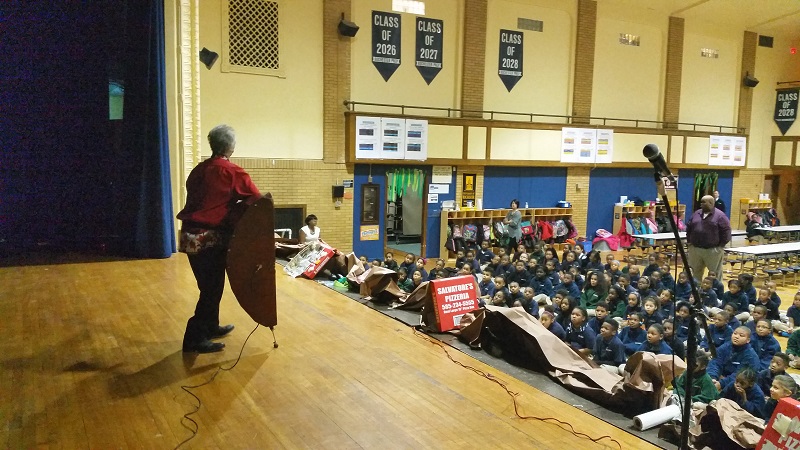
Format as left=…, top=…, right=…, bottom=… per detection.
left=775, top=88, right=799, bottom=135
left=498, top=29, right=523, bottom=92
left=372, top=11, right=401, bottom=81
left=415, top=17, right=443, bottom=85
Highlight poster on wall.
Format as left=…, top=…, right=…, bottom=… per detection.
left=560, top=128, right=579, bottom=163
left=461, top=173, right=476, bottom=208
left=708, top=135, right=746, bottom=166
left=380, top=118, right=406, bottom=159
left=431, top=166, right=452, bottom=184
left=576, top=128, right=597, bottom=163
left=405, top=119, right=428, bottom=160
left=372, top=11, right=401, bottom=81
left=774, top=88, right=799, bottom=135
left=415, top=17, right=443, bottom=85
left=498, top=29, right=523, bottom=92
left=595, top=129, right=614, bottom=163
left=360, top=225, right=380, bottom=241
left=355, top=116, right=382, bottom=159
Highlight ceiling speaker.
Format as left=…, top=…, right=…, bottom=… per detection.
left=743, top=73, right=759, bottom=88
left=338, top=14, right=359, bottom=37
left=199, top=47, right=219, bottom=70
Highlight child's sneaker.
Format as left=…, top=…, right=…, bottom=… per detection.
left=779, top=331, right=791, bottom=338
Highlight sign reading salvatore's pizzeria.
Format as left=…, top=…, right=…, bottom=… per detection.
left=775, top=88, right=799, bottom=135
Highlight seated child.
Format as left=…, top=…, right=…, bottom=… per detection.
left=359, top=255, right=369, bottom=268
left=617, top=273, right=635, bottom=295
left=674, top=271, right=693, bottom=301
left=409, top=270, right=424, bottom=292
left=674, top=301, right=693, bottom=343
left=414, top=258, right=428, bottom=281
left=435, top=269, right=447, bottom=279
left=587, top=302, right=609, bottom=335
left=672, top=352, right=719, bottom=404
left=707, top=270, right=725, bottom=299
left=626, top=265, right=641, bottom=285
left=540, top=310, right=566, bottom=341
left=739, top=273, right=757, bottom=306
left=512, top=243, right=528, bottom=263
left=568, top=266, right=585, bottom=291
left=607, top=260, right=622, bottom=284
left=428, top=259, right=445, bottom=281
left=529, top=265, right=554, bottom=300
left=383, top=252, right=399, bottom=271
left=606, top=285, right=627, bottom=324
left=491, top=290, right=508, bottom=307
left=486, top=255, right=501, bottom=274
left=372, top=259, right=383, bottom=269
left=700, top=277, right=720, bottom=311
left=463, top=250, right=481, bottom=276
left=506, top=260, right=530, bottom=289
left=757, top=353, right=789, bottom=395
left=593, top=318, right=626, bottom=371
left=400, top=253, right=416, bottom=275
left=544, top=259, right=561, bottom=287
left=397, top=268, right=413, bottom=293
left=495, top=254, right=513, bottom=278
left=708, top=326, right=761, bottom=387
left=636, top=276, right=656, bottom=300
left=579, top=270, right=607, bottom=312
left=555, top=295, right=578, bottom=331
left=722, top=302, right=742, bottom=330
left=762, top=374, right=798, bottom=421
left=479, top=268, right=496, bottom=303
left=755, top=287, right=780, bottom=322
left=752, top=319, right=781, bottom=371
left=625, top=292, right=643, bottom=320
left=641, top=296, right=664, bottom=329
left=477, top=240, right=495, bottom=265
left=603, top=253, right=614, bottom=272
left=636, top=324, right=672, bottom=355
left=507, top=281, right=524, bottom=307
left=657, top=288, right=675, bottom=319
left=774, top=291, right=800, bottom=336
left=559, top=251, right=579, bottom=274
left=660, top=264, right=676, bottom=291
left=766, top=280, right=782, bottom=308
left=519, top=287, right=539, bottom=317
left=649, top=271, right=665, bottom=292
left=493, top=275, right=510, bottom=301
left=720, top=368, right=765, bottom=418
left=663, top=320, right=686, bottom=359
left=748, top=305, right=768, bottom=335
left=642, top=253, right=661, bottom=277
left=529, top=243, right=545, bottom=266
left=554, top=272, right=581, bottom=300
left=565, top=307, right=596, bottom=356
left=619, top=312, right=647, bottom=356
left=703, top=310, right=733, bottom=351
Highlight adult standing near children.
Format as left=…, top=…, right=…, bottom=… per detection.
left=299, top=214, right=321, bottom=243
left=713, top=190, right=727, bottom=214
left=503, top=199, right=522, bottom=253
left=686, top=195, right=731, bottom=281
left=177, top=124, right=263, bottom=353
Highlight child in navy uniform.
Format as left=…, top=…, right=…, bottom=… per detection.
left=529, top=265, right=554, bottom=299
left=642, top=253, right=661, bottom=277
left=762, top=374, right=798, bottom=421
left=703, top=311, right=733, bottom=351
left=540, top=311, right=566, bottom=341
left=674, top=301, right=693, bottom=343
left=593, top=318, right=626, bottom=370
left=414, top=258, right=428, bottom=281
left=507, top=281, right=524, bottom=307
left=720, top=368, right=765, bottom=418
left=739, top=273, right=757, bottom=306
left=663, top=320, right=686, bottom=359
left=620, top=312, right=647, bottom=356
left=400, top=253, right=416, bottom=276
left=657, top=289, right=675, bottom=319
left=757, top=353, right=789, bottom=395
left=774, top=291, right=800, bottom=336
left=587, top=302, right=609, bottom=336
left=506, top=260, right=530, bottom=289
left=565, top=307, right=596, bottom=356
left=721, top=279, right=750, bottom=322
left=383, top=252, right=399, bottom=271
left=544, top=259, right=561, bottom=287
left=625, top=292, right=643, bottom=320
left=700, top=277, right=720, bottom=310
left=641, top=297, right=664, bottom=329
left=477, top=240, right=495, bottom=265
left=636, top=324, right=672, bottom=355
left=555, top=295, right=578, bottom=331
left=554, top=272, right=581, bottom=300
left=660, top=264, right=675, bottom=291
left=755, top=287, right=780, bottom=321
left=708, top=326, right=761, bottom=388
left=766, top=281, right=782, bottom=308
left=708, top=271, right=725, bottom=299
left=617, top=273, right=635, bottom=295
left=752, top=319, right=781, bottom=371
left=723, top=302, right=742, bottom=329
left=674, top=271, right=693, bottom=301
left=748, top=305, right=767, bottom=335
left=479, top=268, right=496, bottom=303
left=636, top=276, right=656, bottom=300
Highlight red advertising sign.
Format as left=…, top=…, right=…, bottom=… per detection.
left=302, top=245, right=335, bottom=280
left=430, top=275, right=479, bottom=332
left=758, top=397, right=800, bottom=450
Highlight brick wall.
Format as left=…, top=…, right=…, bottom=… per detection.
left=663, top=17, right=684, bottom=128
left=323, top=0, right=352, bottom=163
left=571, top=0, right=597, bottom=124
left=566, top=167, right=590, bottom=235
left=234, top=158, right=354, bottom=250
left=737, top=31, right=757, bottom=133
left=460, top=0, right=487, bottom=117
left=731, top=168, right=770, bottom=229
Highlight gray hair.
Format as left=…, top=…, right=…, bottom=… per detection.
left=208, top=124, right=236, bottom=156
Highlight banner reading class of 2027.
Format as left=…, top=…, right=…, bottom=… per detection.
left=775, top=88, right=799, bottom=135
left=498, top=29, right=523, bottom=92
left=415, top=18, right=443, bottom=85
left=372, top=11, right=401, bottom=81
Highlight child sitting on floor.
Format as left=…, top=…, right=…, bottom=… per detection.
left=519, top=287, right=539, bottom=317
left=762, top=374, right=798, bottom=421
left=620, top=312, right=647, bottom=356
left=663, top=320, right=686, bottom=359
left=636, top=323, right=672, bottom=355
left=703, top=310, right=733, bottom=351
left=587, top=302, right=609, bottom=335
left=722, top=302, right=742, bottom=330
left=625, top=292, right=643, bottom=320
left=699, top=276, right=720, bottom=312
left=657, top=288, right=675, bottom=319
left=642, top=253, right=661, bottom=277
left=544, top=259, right=561, bottom=287
left=766, top=280, right=782, bottom=307
left=593, top=318, right=626, bottom=373
left=477, top=240, right=495, bottom=265
left=555, top=295, right=578, bottom=331
left=493, top=275, right=510, bottom=301
left=554, top=272, right=581, bottom=300
left=748, top=305, right=768, bottom=335
left=709, top=326, right=761, bottom=388
left=565, top=307, right=596, bottom=357
left=757, top=353, right=789, bottom=396
left=400, top=253, right=416, bottom=275
left=491, top=290, right=507, bottom=307
left=660, top=264, right=675, bottom=291
left=479, top=268, right=496, bottom=303
left=428, top=259, right=445, bottom=281
left=606, top=285, right=627, bottom=324
left=540, top=310, right=567, bottom=341
left=641, top=296, right=664, bottom=329
left=397, top=268, right=413, bottom=293
left=707, top=270, right=725, bottom=299
left=636, top=276, right=657, bottom=300
left=720, top=368, right=765, bottom=418
left=774, top=291, right=800, bottom=336
left=752, top=319, right=781, bottom=371
left=383, top=252, right=399, bottom=271
left=755, top=287, right=780, bottom=322
left=674, top=271, right=693, bottom=301
left=672, top=352, right=719, bottom=405
left=739, top=273, right=757, bottom=306
left=507, top=281, right=524, bottom=307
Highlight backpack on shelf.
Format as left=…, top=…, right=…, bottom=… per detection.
left=452, top=224, right=462, bottom=238
left=462, top=224, right=478, bottom=242
left=520, top=220, right=534, bottom=236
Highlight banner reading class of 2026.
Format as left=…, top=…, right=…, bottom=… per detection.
left=372, top=11, right=401, bottom=81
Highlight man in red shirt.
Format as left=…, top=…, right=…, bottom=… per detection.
left=177, top=124, right=262, bottom=353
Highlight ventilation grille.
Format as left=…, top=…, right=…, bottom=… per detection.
left=518, top=18, right=543, bottom=32
left=227, top=0, right=279, bottom=71
left=619, top=33, right=640, bottom=46
left=700, top=48, right=719, bottom=59
left=759, top=35, right=774, bottom=48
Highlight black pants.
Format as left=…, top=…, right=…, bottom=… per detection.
left=183, top=246, right=227, bottom=346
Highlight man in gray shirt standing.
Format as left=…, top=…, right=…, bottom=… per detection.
left=686, top=195, right=731, bottom=280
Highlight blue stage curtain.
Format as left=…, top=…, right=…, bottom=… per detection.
left=121, top=0, right=175, bottom=258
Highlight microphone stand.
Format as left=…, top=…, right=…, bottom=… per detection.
left=652, top=173, right=712, bottom=449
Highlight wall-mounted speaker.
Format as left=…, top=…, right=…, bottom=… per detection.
left=338, top=14, right=359, bottom=37
left=332, top=185, right=345, bottom=197
left=199, top=47, right=219, bottom=70
left=743, top=73, right=759, bottom=88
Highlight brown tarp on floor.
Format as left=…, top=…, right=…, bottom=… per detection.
left=459, top=306, right=686, bottom=414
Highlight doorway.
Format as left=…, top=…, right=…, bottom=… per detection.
left=386, top=168, right=427, bottom=257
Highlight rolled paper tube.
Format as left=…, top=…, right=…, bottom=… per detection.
left=632, top=404, right=681, bottom=431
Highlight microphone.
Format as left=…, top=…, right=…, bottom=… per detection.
left=643, top=144, right=676, bottom=183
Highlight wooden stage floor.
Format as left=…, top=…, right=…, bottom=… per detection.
left=1, top=255, right=662, bottom=449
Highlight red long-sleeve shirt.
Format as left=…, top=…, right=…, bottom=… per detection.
left=176, top=156, right=261, bottom=229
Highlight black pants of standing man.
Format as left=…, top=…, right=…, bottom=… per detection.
left=183, top=246, right=227, bottom=350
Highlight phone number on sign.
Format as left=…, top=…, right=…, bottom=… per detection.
left=441, top=300, right=476, bottom=311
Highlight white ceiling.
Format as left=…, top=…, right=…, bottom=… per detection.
left=598, top=0, right=800, bottom=41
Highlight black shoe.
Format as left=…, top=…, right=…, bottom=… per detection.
left=183, top=340, right=225, bottom=353
left=210, top=324, right=235, bottom=339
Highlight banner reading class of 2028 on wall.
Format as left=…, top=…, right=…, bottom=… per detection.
left=415, top=18, right=443, bottom=85
left=498, top=29, right=523, bottom=92
left=372, top=11, right=401, bottom=81
left=775, top=88, right=799, bottom=135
